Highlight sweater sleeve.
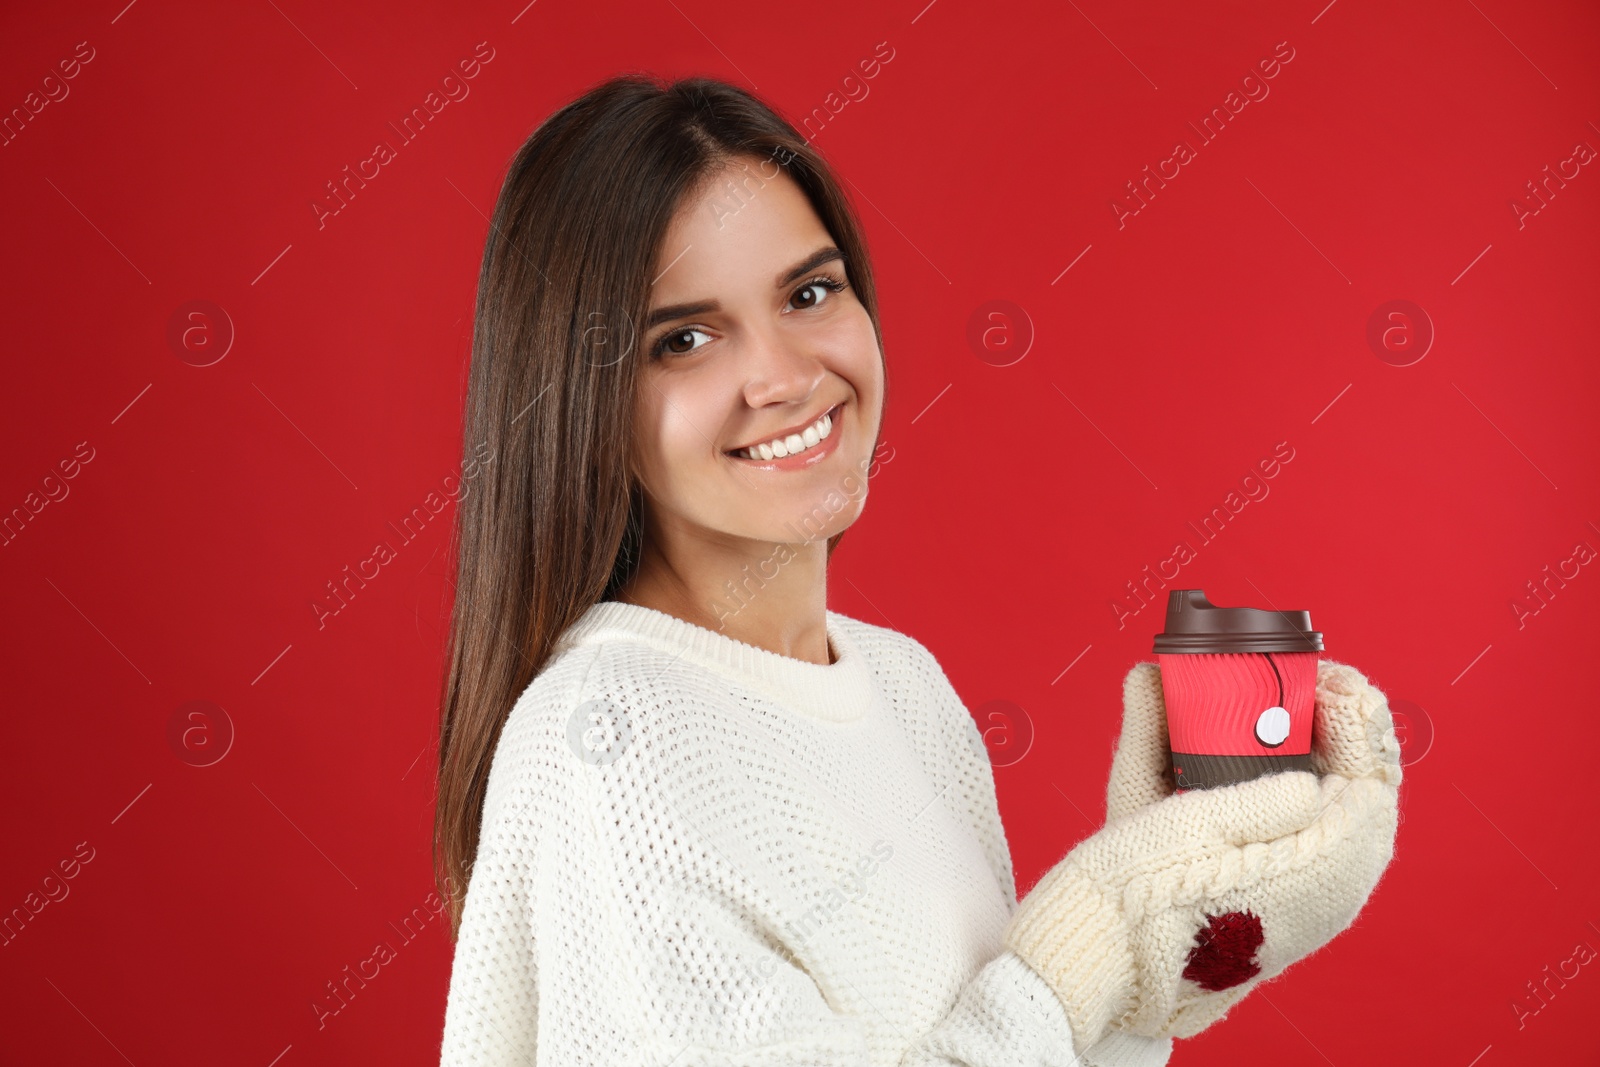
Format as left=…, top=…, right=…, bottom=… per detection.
left=902, top=639, right=1175, bottom=1067
left=438, top=652, right=1172, bottom=1067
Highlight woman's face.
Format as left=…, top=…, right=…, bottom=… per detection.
left=629, top=155, right=885, bottom=550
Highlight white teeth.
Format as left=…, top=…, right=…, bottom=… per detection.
left=735, top=406, right=837, bottom=462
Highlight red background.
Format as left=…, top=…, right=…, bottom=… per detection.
left=2, top=1, right=1597, bottom=1064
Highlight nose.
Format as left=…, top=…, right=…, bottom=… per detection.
left=739, top=324, right=826, bottom=411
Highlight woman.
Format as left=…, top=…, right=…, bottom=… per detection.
left=433, top=74, right=1403, bottom=1067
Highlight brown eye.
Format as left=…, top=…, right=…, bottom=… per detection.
left=789, top=276, right=846, bottom=312
left=654, top=327, right=711, bottom=358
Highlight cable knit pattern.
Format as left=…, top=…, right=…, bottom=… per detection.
left=1002, top=659, right=1403, bottom=1049
left=438, top=600, right=1174, bottom=1067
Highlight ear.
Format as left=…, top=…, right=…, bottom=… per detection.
left=621, top=437, right=641, bottom=485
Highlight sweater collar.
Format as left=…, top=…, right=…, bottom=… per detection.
left=555, top=599, right=876, bottom=723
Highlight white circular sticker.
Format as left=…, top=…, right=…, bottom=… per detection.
left=1254, top=706, right=1291, bottom=747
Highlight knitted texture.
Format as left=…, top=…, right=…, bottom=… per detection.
left=1002, top=659, right=1403, bottom=1049
left=438, top=600, right=1174, bottom=1067
left=1181, top=911, right=1264, bottom=991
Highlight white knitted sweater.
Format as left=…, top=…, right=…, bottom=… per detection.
left=438, top=600, right=1175, bottom=1067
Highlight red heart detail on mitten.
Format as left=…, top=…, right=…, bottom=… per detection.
left=1182, top=910, right=1264, bottom=991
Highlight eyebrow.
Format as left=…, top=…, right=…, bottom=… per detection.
left=644, top=246, right=847, bottom=330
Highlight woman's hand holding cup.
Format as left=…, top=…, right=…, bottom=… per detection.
left=1001, top=657, right=1404, bottom=1050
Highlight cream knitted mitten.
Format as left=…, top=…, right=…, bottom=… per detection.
left=1002, top=658, right=1403, bottom=1050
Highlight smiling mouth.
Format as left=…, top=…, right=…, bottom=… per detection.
left=725, top=403, right=843, bottom=462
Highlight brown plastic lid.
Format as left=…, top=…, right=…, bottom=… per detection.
left=1152, top=589, right=1323, bottom=654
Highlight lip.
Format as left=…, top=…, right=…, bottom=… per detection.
left=726, top=402, right=844, bottom=470
left=726, top=402, right=842, bottom=454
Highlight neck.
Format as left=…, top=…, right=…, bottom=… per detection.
left=615, top=535, right=833, bottom=666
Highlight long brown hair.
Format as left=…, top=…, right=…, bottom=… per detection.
left=433, top=73, right=887, bottom=939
